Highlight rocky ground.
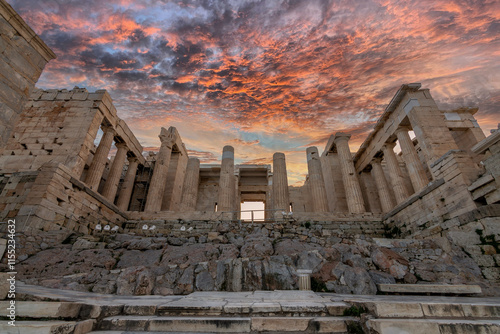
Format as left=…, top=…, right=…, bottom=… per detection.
left=4, top=222, right=497, bottom=296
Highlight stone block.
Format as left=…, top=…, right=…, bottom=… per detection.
left=377, top=284, right=482, bottom=295
left=0, top=320, right=77, bottom=334
left=0, top=238, right=6, bottom=259
left=370, top=301, right=424, bottom=318
left=251, top=316, right=311, bottom=332
left=149, top=316, right=251, bottom=332
left=0, top=301, right=81, bottom=318
left=421, top=303, right=465, bottom=318
left=310, top=317, right=348, bottom=333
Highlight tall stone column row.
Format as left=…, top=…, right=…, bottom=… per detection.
left=218, top=145, right=235, bottom=213
left=272, top=152, right=290, bottom=213
left=306, top=147, right=329, bottom=212
left=83, top=124, right=140, bottom=211
left=368, top=130, right=430, bottom=212
left=180, top=158, right=200, bottom=211
left=145, top=128, right=175, bottom=212
left=333, top=134, right=366, bottom=214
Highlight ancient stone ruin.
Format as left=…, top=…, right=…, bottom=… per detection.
left=0, top=0, right=500, bottom=333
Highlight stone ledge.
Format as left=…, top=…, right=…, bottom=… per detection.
left=377, top=284, right=482, bottom=295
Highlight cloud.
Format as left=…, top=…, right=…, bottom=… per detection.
left=8, top=0, right=500, bottom=185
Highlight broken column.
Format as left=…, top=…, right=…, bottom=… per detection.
left=381, top=143, right=409, bottom=204
left=371, top=157, right=395, bottom=213
left=218, top=146, right=235, bottom=214
left=395, top=127, right=429, bottom=192
left=180, top=157, right=200, bottom=211
left=272, top=152, right=290, bottom=214
left=116, top=156, right=139, bottom=211
left=85, top=125, right=115, bottom=191
left=102, top=142, right=128, bottom=202
left=334, top=133, right=365, bottom=213
left=306, top=147, right=329, bottom=212
left=144, top=128, right=174, bottom=212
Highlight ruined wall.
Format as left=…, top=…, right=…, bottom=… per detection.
left=0, top=0, right=56, bottom=155
left=0, top=162, right=127, bottom=233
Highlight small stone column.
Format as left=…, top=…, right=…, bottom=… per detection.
left=218, top=146, right=235, bottom=214
left=102, top=143, right=128, bottom=202
left=272, top=152, right=290, bottom=214
left=395, top=127, right=429, bottom=192
left=371, top=158, right=395, bottom=213
left=85, top=125, right=116, bottom=191
left=306, top=147, right=329, bottom=212
left=297, top=269, right=312, bottom=290
left=381, top=143, right=409, bottom=204
left=180, top=158, right=200, bottom=211
left=334, top=133, right=365, bottom=213
left=116, top=156, right=139, bottom=211
left=145, top=128, right=174, bottom=212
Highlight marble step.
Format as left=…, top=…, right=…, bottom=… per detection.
left=0, top=319, right=94, bottom=334
left=0, top=301, right=82, bottom=319
left=98, top=315, right=351, bottom=333
left=366, top=318, right=500, bottom=334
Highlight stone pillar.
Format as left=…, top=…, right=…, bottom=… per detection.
left=381, top=143, right=409, bottom=204
left=85, top=125, right=115, bottom=191
left=395, top=127, right=429, bottom=192
left=180, top=158, right=200, bottom=211
left=371, top=158, right=395, bottom=213
left=144, top=128, right=174, bottom=212
left=116, top=156, right=139, bottom=211
left=297, top=269, right=312, bottom=290
left=334, top=133, right=365, bottom=213
left=272, top=152, right=290, bottom=214
left=306, top=147, right=329, bottom=212
left=101, top=143, right=128, bottom=202
left=218, top=146, right=235, bottom=214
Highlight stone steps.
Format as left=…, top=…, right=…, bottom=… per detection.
left=366, top=318, right=500, bottom=333
left=97, top=315, right=352, bottom=333
left=0, top=301, right=82, bottom=319
left=0, top=319, right=94, bottom=334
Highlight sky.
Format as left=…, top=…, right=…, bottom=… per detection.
left=8, top=0, right=500, bottom=186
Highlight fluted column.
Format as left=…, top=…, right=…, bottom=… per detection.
left=334, top=133, right=365, bottom=213
left=371, top=157, right=395, bottom=213
left=272, top=152, right=290, bottom=214
left=101, top=143, right=128, bottom=202
left=306, top=147, right=329, bottom=212
left=116, top=156, right=139, bottom=211
left=395, top=127, right=429, bottom=192
left=85, top=125, right=115, bottom=191
left=180, top=158, right=200, bottom=211
left=381, top=142, right=409, bottom=204
left=218, top=146, right=235, bottom=213
left=145, top=128, right=174, bottom=212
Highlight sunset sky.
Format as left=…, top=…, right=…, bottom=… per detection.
left=9, top=0, right=500, bottom=185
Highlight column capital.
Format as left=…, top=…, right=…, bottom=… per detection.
left=115, top=142, right=128, bottom=150
left=333, top=132, right=351, bottom=143
left=101, top=125, right=116, bottom=135
left=372, top=156, right=383, bottom=164
left=395, top=126, right=411, bottom=135
left=127, top=155, right=139, bottom=163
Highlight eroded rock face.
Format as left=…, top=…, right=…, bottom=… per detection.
left=11, top=227, right=494, bottom=296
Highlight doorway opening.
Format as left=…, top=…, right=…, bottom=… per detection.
left=240, top=201, right=265, bottom=222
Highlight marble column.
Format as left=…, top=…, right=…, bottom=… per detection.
left=334, top=133, right=365, bottom=213
left=218, top=146, right=235, bottom=213
left=144, top=128, right=174, bottom=212
left=395, top=127, right=429, bottom=192
left=85, top=125, right=115, bottom=191
left=306, top=147, right=329, bottom=212
left=116, top=156, right=139, bottom=211
left=371, top=157, right=395, bottom=213
left=381, top=142, right=409, bottom=204
left=180, top=157, right=200, bottom=211
left=102, top=142, right=128, bottom=202
left=272, top=152, right=290, bottom=213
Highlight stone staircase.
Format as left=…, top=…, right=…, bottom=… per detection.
left=3, top=283, right=500, bottom=333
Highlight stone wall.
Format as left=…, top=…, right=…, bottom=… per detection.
left=0, top=0, right=56, bottom=155
left=0, top=162, right=127, bottom=233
